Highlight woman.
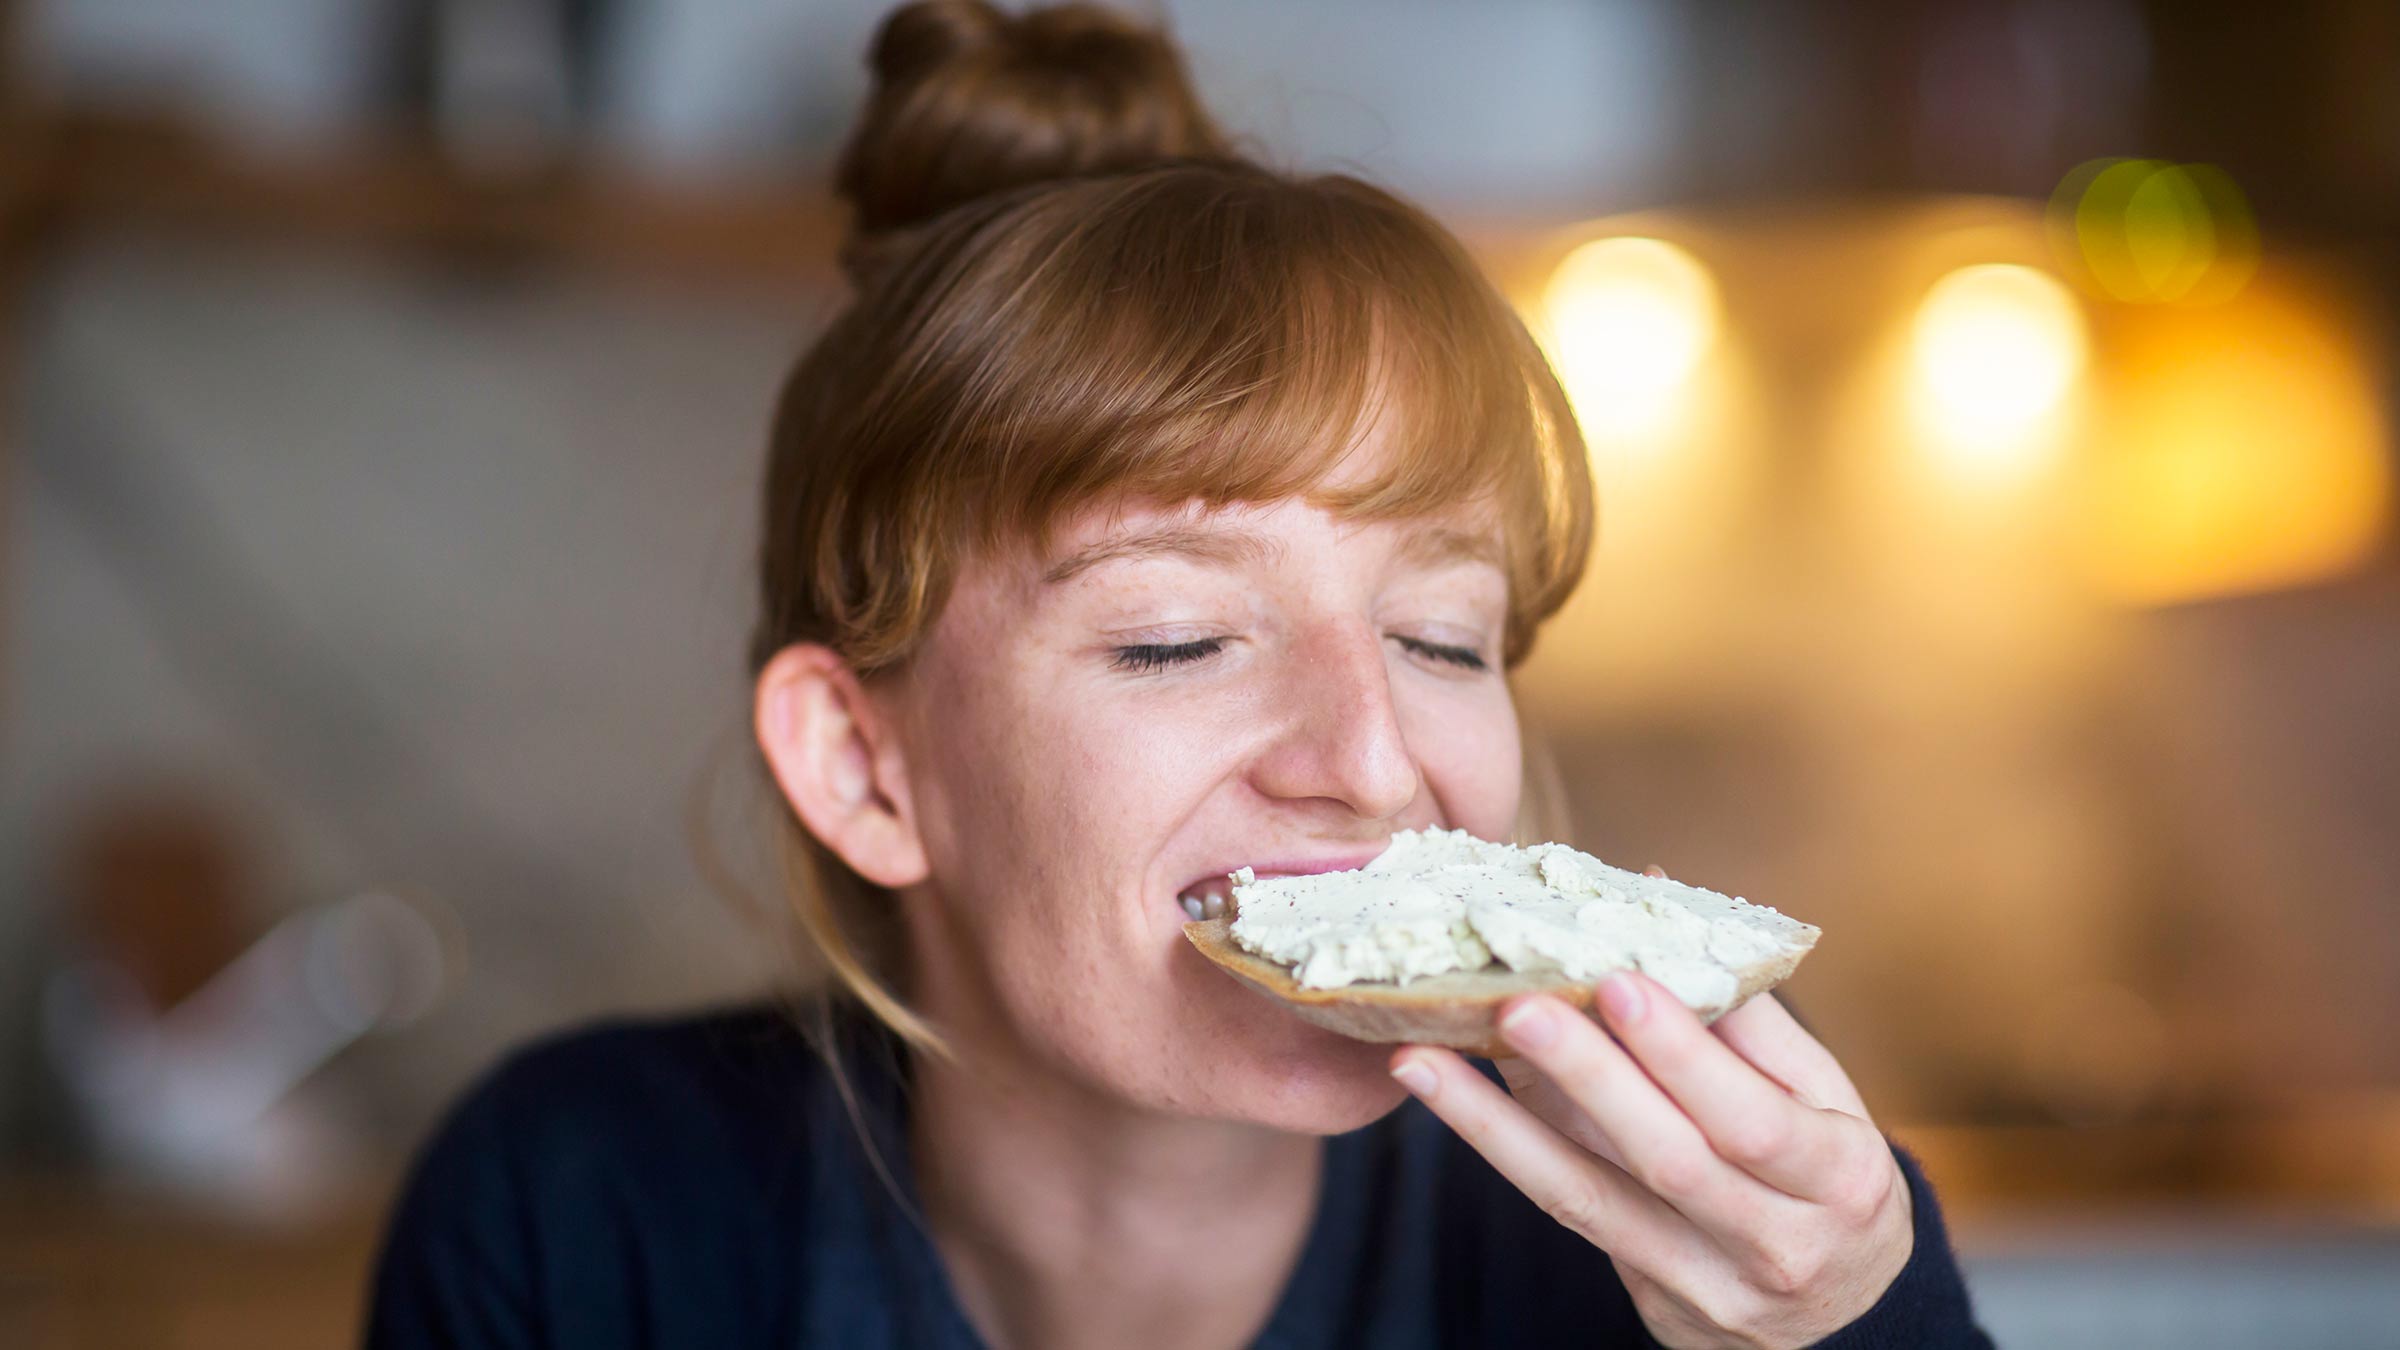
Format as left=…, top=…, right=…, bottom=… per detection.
left=368, top=3, right=1993, bottom=1347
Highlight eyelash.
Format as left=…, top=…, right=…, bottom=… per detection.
left=1108, top=635, right=1489, bottom=674
left=1111, top=639, right=1226, bottom=672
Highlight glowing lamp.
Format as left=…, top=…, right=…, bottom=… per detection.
left=1909, top=263, right=2089, bottom=479
left=1539, top=236, right=1720, bottom=446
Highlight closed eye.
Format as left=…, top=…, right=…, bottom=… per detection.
left=1394, top=635, right=1489, bottom=672
left=1111, top=634, right=1487, bottom=674
left=1111, top=638, right=1226, bottom=672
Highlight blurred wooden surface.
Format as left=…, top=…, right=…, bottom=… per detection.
left=0, top=1178, right=387, bottom=1350
left=1901, top=1091, right=2400, bottom=1233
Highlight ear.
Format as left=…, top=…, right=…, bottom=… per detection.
left=753, top=643, right=929, bottom=889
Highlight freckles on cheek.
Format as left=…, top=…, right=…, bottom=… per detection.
left=1408, top=693, right=1523, bottom=840
left=921, top=648, right=1145, bottom=874
left=903, top=651, right=1047, bottom=871
left=1031, top=698, right=1171, bottom=840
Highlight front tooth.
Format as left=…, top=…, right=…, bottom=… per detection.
left=1180, top=893, right=1205, bottom=920
left=1201, top=891, right=1226, bottom=920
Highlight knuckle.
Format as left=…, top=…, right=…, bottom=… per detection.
left=1634, top=1150, right=1708, bottom=1200
left=1451, top=1104, right=1506, bottom=1154
left=1718, top=1114, right=1788, bottom=1167
left=1828, top=1138, right=1900, bottom=1218
left=1541, top=1183, right=1608, bottom=1239
left=1641, top=1039, right=1699, bottom=1086
left=1756, top=1243, right=1821, bottom=1296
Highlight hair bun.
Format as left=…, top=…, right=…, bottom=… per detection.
left=860, top=0, right=1009, bottom=87
left=834, top=0, right=1234, bottom=284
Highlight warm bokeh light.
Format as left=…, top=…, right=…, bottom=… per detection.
left=2078, top=281, right=2392, bottom=605
left=1909, top=263, right=2089, bottom=479
left=1539, top=235, right=1720, bottom=446
left=2052, top=157, right=2260, bottom=304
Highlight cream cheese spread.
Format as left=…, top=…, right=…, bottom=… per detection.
left=1225, top=827, right=1808, bottom=1010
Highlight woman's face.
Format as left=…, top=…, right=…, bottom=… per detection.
left=880, top=470, right=1524, bottom=1134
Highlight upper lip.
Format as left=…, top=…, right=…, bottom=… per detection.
left=1175, top=845, right=1391, bottom=900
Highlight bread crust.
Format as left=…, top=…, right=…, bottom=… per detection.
left=1182, top=917, right=1816, bottom=1057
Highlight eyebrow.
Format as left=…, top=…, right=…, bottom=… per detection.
left=1040, top=524, right=1288, bottom=585
left=1038, top=519, right=1504, bottom=586
left=1391, top=524, right=1505, bottom=573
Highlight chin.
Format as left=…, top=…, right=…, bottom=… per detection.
left=1195, top=993, right=1416, bottom=1134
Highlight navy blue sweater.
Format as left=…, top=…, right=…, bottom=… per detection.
left=366, top=1000, right=1992, bottom=1348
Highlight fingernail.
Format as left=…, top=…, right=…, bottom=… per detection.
left=1499, top=1000, right=1560, bottom=1052
left=1391, top=1058, right=1438, bottom=1099
left=1598, top=972, right=1647, bottom=1027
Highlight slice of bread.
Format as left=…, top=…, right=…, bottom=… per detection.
left=1182, top=879, right=1817, bottom=1057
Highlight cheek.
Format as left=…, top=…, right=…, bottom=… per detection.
left=912, top=602, right=1237, bottom=866
left=903, top=635, right=1231, bottom=1009
left=913, top=663, right=1401, bottom=1123
left=1407, top=682, right=1523, bottom=840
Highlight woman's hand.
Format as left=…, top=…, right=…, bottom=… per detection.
left=1386, top=870, right=1914, bottom=1350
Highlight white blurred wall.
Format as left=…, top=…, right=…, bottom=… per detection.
left=24, top=0, right=1686, bottom=218
left=2, top=233, right=812, bottom=1147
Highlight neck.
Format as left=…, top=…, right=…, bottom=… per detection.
left=900, top=962, right=1322, bottom=1350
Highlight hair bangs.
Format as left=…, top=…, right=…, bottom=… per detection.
left=916, top=167, right=1589, bottom=662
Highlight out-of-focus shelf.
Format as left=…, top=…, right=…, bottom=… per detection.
left=0, top=108, right=849, bottom=291
left=1895, top=1092, right=2400, bottom=1243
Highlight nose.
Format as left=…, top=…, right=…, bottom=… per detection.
left=1247, top=620, right=1421, bottom=823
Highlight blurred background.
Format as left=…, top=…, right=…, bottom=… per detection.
left=2, top=0, right=2396, bottom=1345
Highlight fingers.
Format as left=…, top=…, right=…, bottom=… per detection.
left=1488, top=993, right=1796, bottom=1237
left=1641, top=859, right=1869, bottom=1124
left=1592, top=971, right=1868, bottom=1202
left=1712, top=991, right=1872, bottom=1121
left=1389, top=1045, right=1705, bottom=1272
left=1492, top=1054, right=1630, bottom=1172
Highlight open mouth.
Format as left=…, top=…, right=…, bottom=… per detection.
left=1177, top=876, right=1237, bottom=921
left=1173, top=844, right=1394, bottom=923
